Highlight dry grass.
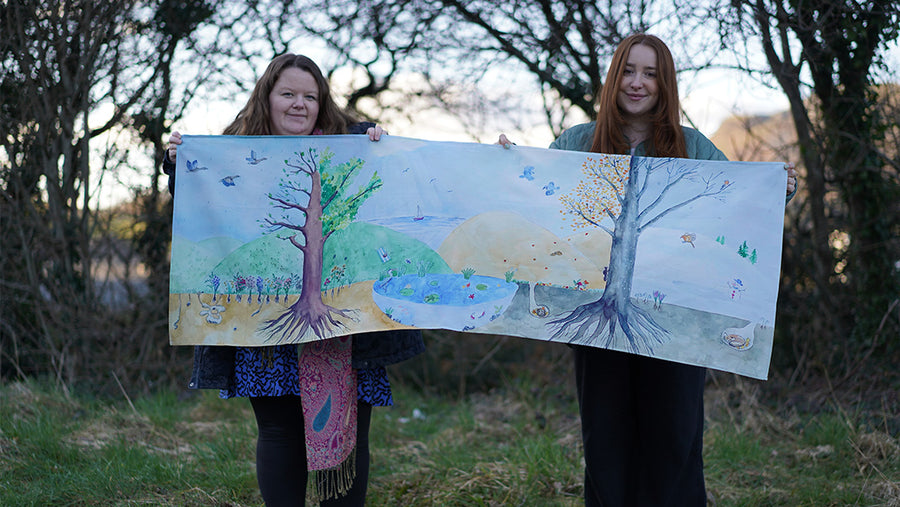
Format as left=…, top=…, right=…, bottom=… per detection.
left=1, top=357, right=898, bottom=506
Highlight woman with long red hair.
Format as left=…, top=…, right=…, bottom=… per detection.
left=500, top=33, right=796, bottom=506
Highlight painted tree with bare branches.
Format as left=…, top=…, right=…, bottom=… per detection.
left=553, top=155, right=732, bottom=353
left=262, top=147, right=381, bottom=342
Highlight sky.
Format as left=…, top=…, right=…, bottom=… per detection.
left=163, top=68, right=790, bottom=165
left=164, top=29, right=900, bottom=147
left=171, top=135, right=784, bottom=246
left=97, top=36, right=899, bottom=207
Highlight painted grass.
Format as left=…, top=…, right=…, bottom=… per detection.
left=1, top=375, right=897, bottom=506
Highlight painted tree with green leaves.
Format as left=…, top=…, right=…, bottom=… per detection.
left=263, top=146, right=382, bottom=341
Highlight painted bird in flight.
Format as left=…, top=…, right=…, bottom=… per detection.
left=186, top=159, right=208, bottom=172
left=246, top=150, right=268, bottom=165
left=220, top=175, right=240, bottom=187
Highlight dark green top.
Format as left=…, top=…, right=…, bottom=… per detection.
left=548, top=122, right=795, bottom=202
left=548, top=122, right=728, bottom=161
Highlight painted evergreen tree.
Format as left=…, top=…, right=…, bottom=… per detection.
left=262, top=146, right=382, bottom=341
left=554, top=155, right=733, bottom=353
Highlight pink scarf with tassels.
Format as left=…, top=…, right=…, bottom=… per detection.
left=298, top=127, right=358, bottom=500
left=299, top=335, right=357, bottom=499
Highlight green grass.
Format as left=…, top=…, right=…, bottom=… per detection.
left=1, top=376, right=897, bottom=506
left=365, top=379, right=583, bottom=506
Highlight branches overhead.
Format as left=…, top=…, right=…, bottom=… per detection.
left=0, top=0, right=229, bottom=387
left=276, top=0, right=663, bottom=135
left=701, top=0, right=900, bottom=363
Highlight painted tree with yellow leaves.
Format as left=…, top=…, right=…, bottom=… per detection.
left=553, top=155, right=733, bottom=353
left=560, top=154, right=631, bottom=236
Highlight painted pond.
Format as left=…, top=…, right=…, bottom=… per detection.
left=372, top=273, right=518, bottom=330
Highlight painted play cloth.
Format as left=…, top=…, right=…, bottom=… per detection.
left=169, top=135, right=787, bottom=380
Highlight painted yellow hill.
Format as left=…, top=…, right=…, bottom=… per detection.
left=437, top=211, right=607, bottom=289
left=562, top=229, right=613, bottom=274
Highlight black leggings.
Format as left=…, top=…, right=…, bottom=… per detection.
left=249, top=395, right=372, bottom=507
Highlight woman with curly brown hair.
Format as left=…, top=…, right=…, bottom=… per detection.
left=163, top=54, right=424, bottom=507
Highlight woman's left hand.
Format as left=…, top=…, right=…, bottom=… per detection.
left=785, top=162, right=798, bottom=196
left=367, top=125, right=388, bottom=141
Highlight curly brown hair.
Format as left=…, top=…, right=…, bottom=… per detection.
left=222, top=54, right=356, bottom=136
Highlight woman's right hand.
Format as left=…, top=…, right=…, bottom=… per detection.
left=496, top=134, right=515, bottom=149
left=166, top=131, right=183, bottom=163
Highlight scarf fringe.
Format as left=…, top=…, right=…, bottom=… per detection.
left=310, top=445, right=357, bottom=503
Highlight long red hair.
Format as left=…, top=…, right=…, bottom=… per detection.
left=590, top=34, right=686, bottom=158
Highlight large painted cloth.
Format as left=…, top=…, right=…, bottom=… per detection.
left=169, top=135, right=787, bottom=379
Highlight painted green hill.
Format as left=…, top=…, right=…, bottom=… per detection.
left=170, top=235, right=250, bottom=293
left=212, top=232, right=303, bottom=290
left=170, top=222, right=451, bottom=294
left=170, top=235, right=229, bottom=293
left=197, top=236, right=244, bottom=257
left=322, top=222, right=452, bottom=290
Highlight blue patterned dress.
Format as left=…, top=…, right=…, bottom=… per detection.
left=220, top=344, right=393, bottom=406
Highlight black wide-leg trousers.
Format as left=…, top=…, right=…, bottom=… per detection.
left=573, top=346, right=707, bottom=507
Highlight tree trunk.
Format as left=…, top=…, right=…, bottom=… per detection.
left=264, top=170, right=350, bottom=341
left=299, top=171, right=326, bottom=305
left=551, top=158, right=667, bottom=353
